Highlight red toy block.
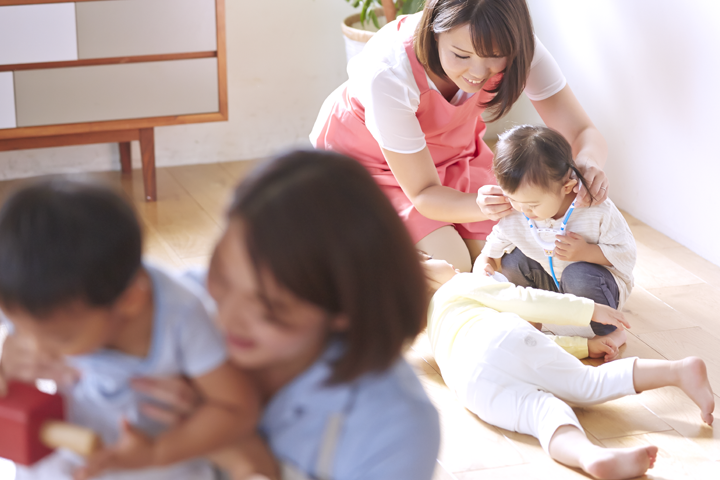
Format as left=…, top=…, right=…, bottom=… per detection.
left=0, top=381, right=64, bottom=465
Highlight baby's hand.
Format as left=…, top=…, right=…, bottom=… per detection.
left=74, top=419, right=157, bottom=480
left=554, top=232, right=590, bottom=261
left=592, top=304, right=630, bottom=331
left=588, top=335, right=620, bottom=362
left=474, top=254, right=496, bottom=276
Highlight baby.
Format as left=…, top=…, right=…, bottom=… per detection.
left=423, top=253, right=714, bottom=479
left=0, top=181, right=259, bottom=480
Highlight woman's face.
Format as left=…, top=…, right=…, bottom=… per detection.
left=436, top=24, right=507, bottom=93
left=207, top=220, right=343, bottom=377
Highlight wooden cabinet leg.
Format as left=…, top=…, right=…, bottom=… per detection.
left=119, top=142, right=132, bottom=174
left=139, top=128, right=157, bottom=202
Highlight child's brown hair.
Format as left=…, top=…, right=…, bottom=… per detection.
left=494, top=125, right=595, bottom=204
left=229, top=150, right=427, bottom=383
left=414, top=0, right=535, bottom=121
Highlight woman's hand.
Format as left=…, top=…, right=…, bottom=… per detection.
left=476, top=185, right=513, bottom=221
left=591, top=304, right=630, bottom=331
left=130, top=376, right=202, bottom=426
left=574, top=159, right=609, bottom=207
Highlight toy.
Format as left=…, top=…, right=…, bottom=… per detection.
left=0, top=382, right=100, bottom=465
left=523, top=197, right=577, bottom=289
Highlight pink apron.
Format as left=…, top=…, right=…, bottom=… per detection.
left=313, top=17, right=499, bottom=242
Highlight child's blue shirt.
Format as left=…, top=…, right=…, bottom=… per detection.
left=64, top=262, right=226, bottom=477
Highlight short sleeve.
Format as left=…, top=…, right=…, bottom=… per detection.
left=173, top=279, right=227, bottom=378
left=524, top=36, right=567, bottom=101
left=363, top=68, right=427, bottom=154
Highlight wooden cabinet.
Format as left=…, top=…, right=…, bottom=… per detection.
left=0, top=0, right=228, bottom=201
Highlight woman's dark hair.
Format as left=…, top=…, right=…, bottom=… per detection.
left=229, top=150, right=427, bottom=384
left=0, top=180, right=142, bottom=316
left=414, top=0, right=535, bottom=121
left=494, top=125, right=595, bottom=204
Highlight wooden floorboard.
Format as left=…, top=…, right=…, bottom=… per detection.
left=0, top=162, right=719, bottom=478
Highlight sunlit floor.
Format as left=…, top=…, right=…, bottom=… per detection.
left=1, top=161, right=719, bottom=479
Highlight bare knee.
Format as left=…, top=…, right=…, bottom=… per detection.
left=416, top=226, right=472, bottom=272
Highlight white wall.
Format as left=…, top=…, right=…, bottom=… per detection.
left=0, top=0, right=355, bottom=178
left=487, top=1, right=720, bottom=266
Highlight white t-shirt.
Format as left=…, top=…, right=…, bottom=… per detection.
left=311, top=13, right=567, bottom=154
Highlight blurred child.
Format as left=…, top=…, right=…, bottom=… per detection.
left=424, top=254, right=714, bottom=480
left=0, top=181, right=260, bottom=480
left=476, top=125, right=636, bottom=336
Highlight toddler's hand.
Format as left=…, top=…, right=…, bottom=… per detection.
left=592, top=304, right=630, bottom=331
left=473, top=254, right=496, bottom=276
left=74, top=419, right=157, bottom=480
left=0, top=330, right=79, bottom=396
left=588, top=335, right=620, bottom=362
left=476, top=185, right=513, bottom=221
left=554, top=232, right=590, bottom=262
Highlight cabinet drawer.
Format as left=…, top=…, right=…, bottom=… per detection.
left=0, top=3, right=78, bottom=66
left=76, top=0, right=217, bottom=59
left=14, top=58, right=219, bottom=127
left=0, top=72, right=16, bottom=129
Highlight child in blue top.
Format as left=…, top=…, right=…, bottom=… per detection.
left=0, top=181, right=261, bottom=479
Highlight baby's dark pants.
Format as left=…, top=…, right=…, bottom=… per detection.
left=500, top=248, right=619, bottom=336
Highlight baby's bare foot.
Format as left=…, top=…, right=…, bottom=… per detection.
left=677, top=357, right=715, bottom=425
left=580, top=445, right=658, bottom=479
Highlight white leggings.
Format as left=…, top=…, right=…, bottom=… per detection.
left=444, top=311, right=637, bottom=452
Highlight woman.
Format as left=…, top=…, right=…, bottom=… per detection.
left=311, top=0, right=608, bottom=272
left=0, top=150, right=440, bottom=480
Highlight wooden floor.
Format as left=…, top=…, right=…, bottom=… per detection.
left=1, top=162, right=719, bottom=479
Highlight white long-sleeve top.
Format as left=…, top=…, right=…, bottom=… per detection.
left=481, top=199, right=636, bottom=308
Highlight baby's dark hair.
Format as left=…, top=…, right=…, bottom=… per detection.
left=493, top=125, right=595, bottom=204
left=0, top=180, right=142, bottom=316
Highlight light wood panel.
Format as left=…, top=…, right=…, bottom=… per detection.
left=76, top=0, right=217, bottom=59
left=15, top=58, right=219, bottom=127
left=620, top=286, right=696, bottom=335
left=632, top=242, right=704, bottom=289
left=646, top=283, right=720, bottom=341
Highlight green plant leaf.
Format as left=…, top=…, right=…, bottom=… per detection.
left=399, top=0, right=424, bottom=15
left=369, top=9, right=380, bottom=29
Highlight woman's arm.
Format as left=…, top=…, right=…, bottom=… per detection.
left=382, top=147, right=512, bottom=222
left=77, top=362, right=261, bottom=479
left=531, top=84, right=609, bottom=206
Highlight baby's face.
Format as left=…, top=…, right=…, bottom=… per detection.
left=503, top=181, right=568, bottom=221
left=422, top=258, right=460, bottom=290
left=2, top=301, right=116, bottom=356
